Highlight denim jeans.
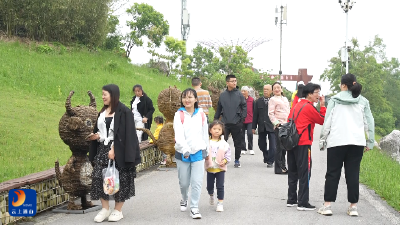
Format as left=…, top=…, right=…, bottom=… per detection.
left=176, top=159, right=205, bottom=209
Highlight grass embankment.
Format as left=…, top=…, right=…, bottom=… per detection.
left=0, top=41, right=215, bottom=183
left=359, top=134, right=400, bottom=212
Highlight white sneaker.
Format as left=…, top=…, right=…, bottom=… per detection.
left=108, top=209, right=123, bottom=222
left=347, top=206, right=358, bottom=216
left=94, top=208, right=111, bottom=223
left=249, top=150, right=255, bottom=155
left=180, top=200, right=188, bottom=212
left=241, top=150, right=246, bottom=155
left=209, top=195, right=215, bottom=205
left=190, top=208, right=202, bottom=219
left=216, top=202, right=224, bottom=212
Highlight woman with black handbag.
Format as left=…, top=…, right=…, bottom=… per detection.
left=268, top=82, right=290, bottom=174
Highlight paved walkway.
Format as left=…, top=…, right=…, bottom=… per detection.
left=34, top=125, right=400, bottom=225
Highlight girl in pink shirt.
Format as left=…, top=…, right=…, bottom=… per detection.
left=205, top=121, right=231, bottom=212
left=268, top=82, right=290, bottom=174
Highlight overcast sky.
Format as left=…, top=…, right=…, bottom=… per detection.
left=115, top=0, right=399, bottom=94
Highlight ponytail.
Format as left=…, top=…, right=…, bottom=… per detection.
left=341, top=73, right=362, bottom=98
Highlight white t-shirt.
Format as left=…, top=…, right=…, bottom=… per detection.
left=131, top=97, right=142, bottom=120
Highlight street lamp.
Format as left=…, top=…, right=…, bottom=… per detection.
left=339, top=0, right=355, bottom=74
left=275, top=5, right=287, bottom=82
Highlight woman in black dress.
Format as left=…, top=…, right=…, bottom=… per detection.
left=130, top=84, right=155, bottom=142
left=87, top=84, right=141, bottom=222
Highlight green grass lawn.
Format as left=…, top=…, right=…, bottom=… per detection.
left=360, top=147, right=400, bottom=212
left=0, top=41, right=197, bottom=183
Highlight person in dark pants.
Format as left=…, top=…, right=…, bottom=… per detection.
left=318, top=73, right=375, bottom=217
left=214, top=75, right=247, bottom=168
left=286, top=83, right=326, bottom=211
left=240, top=86, right=255, bottom=155
left=268, top=82, right=290, bottom=174
left=252, top=84, right=275, bottom=168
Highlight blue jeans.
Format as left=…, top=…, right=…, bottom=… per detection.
left=258, top=131, right=276, bottom=164
left=176, top=159, right=205, bottom=209
left=206, top=171, right=225, bottom=200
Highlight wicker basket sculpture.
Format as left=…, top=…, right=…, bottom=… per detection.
left=208, top=85, right=223, bottom=113
left=138, top=86, right=182, bottom=167
left=56, top=91, right=98, bottom=210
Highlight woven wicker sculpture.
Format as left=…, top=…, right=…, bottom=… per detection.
left=137, top=86, right=181, bottom=167
left=208, top=85, right=223, bottom=114
left=55, top=91, right=98, bottom=210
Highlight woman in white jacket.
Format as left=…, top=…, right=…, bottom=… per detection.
left=174, top=88, right=209, bottom=219
left=318, top=73, right=375, bottom=217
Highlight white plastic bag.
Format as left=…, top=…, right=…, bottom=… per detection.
left=102, top=159, right=120, bottom=195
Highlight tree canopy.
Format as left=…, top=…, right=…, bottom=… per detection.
left=321, top=35, right=400, bottom=135
left=125, top=3, right=169, bottom=57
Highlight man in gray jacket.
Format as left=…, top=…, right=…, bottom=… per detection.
left=214, top=74, right=247, bottom=168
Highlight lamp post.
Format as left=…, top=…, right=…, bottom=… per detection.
left=275, top=5, right=287, bottom=82
left=339, top=0, right=355, bottom=74
left=181, top=0, right=190, bottom=53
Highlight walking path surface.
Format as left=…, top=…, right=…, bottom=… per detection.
left=34, top=125, right=400, bottom=225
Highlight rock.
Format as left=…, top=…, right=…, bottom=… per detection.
left=379, top=130, right=400, bottom=163
left=374, top=140, right=380, bottom=149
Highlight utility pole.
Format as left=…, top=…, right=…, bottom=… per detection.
left=275, top=5, right=287, bottom=82
left=339, top=0, right=355, bottom=74
left=181, top=0, right=190, bottom=53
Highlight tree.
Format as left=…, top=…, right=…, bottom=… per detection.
left=103, top=15, right=124, bottom=52
left=218, top=45, right=252, bottom=75
left=320, top=35, right=399, bottom=135
left=147, top=36, right=186, bottom=76
left=188, top=44, right=219, bottom=78
left=125, top=3, right=169, bottom=57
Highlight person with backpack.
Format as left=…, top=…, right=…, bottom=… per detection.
left=174, top=88, right=209, bottom=219
left=286, top=83, right=326, bottom=211
left=318, top=74, right=374, bottom=217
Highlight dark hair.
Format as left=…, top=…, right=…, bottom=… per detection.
left=226, top=74, right=236, bottom=82
left=341, top=73, right=362, bottom=98
left=154, top=116, right=164, bottom=124
left=209, top=120, right=225, bottom=140
left=302, top=83, right=321, bottom=98
left=133, top=84, right=147, bottom=97
left=101, top=84, right=120, bottom=114
left=296, top=84, right=305, bottom=98
left=272, top=82, right=285, bottom=96
left=180, top=88, right=199, bottom=108
left=192, top=77, right=201, bottom=86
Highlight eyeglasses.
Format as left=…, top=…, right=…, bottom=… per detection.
left=227, top=80, right=237, bottom=83
left=313, top=91, right=321, bottom=95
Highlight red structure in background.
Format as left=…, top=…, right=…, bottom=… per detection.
left=260, top=68, right=313, bottom=84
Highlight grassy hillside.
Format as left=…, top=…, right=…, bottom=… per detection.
left=0, top=40, right=213, bottom=183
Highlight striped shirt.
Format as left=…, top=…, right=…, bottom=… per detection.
left=195, top=88, right=212, bottom=114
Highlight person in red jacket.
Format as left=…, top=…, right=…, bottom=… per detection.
left=241, top=86, right=255, bottom=155
left=286, top=83, right=326, bottom=211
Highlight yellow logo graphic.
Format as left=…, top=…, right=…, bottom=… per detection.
left=12, top=190, right=26, bottom=207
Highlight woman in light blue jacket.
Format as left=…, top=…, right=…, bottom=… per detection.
left=318, top=73, right=374, bottom=217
